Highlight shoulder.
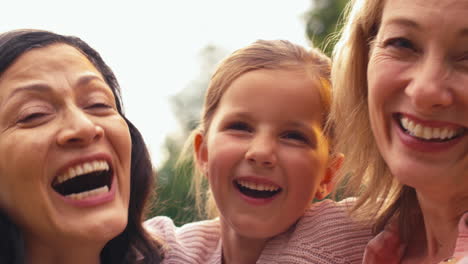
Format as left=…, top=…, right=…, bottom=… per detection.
left=145, top=216, right=221, bottom=239
left=177, top=217, right=221, bottom=234
left=362, top=223, right=403, bottom=264
left=145, top=215, right=176, bottom=231
left=144, top=216, right=176, bottom=244
left=453, top=212, right=468, bottom=258
left=262, top=198, right=373, bottom=264
left=144, top=217, right=222, bottom=264
left=301, top=198, right=373, bottom=242
left=295, top=198, right=362, bottom=229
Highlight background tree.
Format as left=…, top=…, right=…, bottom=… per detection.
left=305, top=0, right=349, bottom=56
left=151, top=45, right=228, bottom=225
left=151, top=0, right=348, bottom=224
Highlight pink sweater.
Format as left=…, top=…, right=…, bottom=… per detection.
left=145, top=199, right=373, bottom=264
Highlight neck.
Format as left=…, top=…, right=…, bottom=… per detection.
left=220, top=220, right=268, bottom=264
left=404, top=190, right=468, bottom=263
left=25, top=234, right=104, bottom=264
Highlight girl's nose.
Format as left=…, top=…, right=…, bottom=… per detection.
left=245, top=134, right=277, bottom=168
left=56, top=108, right=104, bottom=147
left=405, top=54, right=454, bottom=112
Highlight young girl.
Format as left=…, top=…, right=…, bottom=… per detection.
left=146, top=40, right=372, bottom=263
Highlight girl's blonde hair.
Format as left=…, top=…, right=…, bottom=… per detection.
left=179, top=39, right=332, bottom=219
left=331, top=0, right=421, bottom=242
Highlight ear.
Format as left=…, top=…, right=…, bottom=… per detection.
left=194, top=132, right=208, bottom=175
left=315, top=153, right=344, bottom=200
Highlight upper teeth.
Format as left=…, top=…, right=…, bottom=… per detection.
left=400, top=117, right=463, bottom=140
left=237, top=180, right=280, bottom=192
left=56, top=160, right=109, bottom=184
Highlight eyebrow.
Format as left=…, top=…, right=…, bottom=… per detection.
left=385, top=17, right=468, bottom=37
left=8, top=74, right=104, bottom=97
left=4, top=83, right=51, bottom=101
left=1, top=74, right=107, bottom=108
left=75, top=74, right=106, bottom=87
left=384, top=17, right=421, bottom=30
left=227, top=111, right=319, bottom=127
left=0, top=83, right=49, bottom=111
left=285, top=120, right=319, bottom=135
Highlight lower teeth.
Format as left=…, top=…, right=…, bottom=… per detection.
left=66, top=185, right=109, bottom=200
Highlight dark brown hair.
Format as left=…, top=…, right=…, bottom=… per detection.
left=0, top=29, right=163, bottom=264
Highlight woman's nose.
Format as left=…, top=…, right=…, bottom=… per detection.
left=405, top=54, right=454, bottom=112
left=245, top=134, right=277, bottom=168
left=56, top=108, right=104, bottom=147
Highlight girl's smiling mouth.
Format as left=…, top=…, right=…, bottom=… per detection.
left=233, top=178, right=282, bottom=200
left=52, top=160, right=113, bottom=200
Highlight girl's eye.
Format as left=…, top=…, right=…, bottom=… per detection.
left=282, top=131, right=309, bottom=144
left=226, top=121, right=252, bottom=132
left=384, top=37, right=416, bottom=51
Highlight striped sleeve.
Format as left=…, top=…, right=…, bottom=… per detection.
left=259, top=199, right=373, bottom=264
left=144, top=216, right=223, bottom=264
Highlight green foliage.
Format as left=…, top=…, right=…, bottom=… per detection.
left=305, top=0, right=349, bottom=56
left=150, top=137, right=202, bottom=225
left=148, top=46, right=228, bottom=224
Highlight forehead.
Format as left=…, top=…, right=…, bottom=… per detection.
left=382, top=0, right=468, bottom=21
left=384, top=0, right=468, bottom=8
left=219, top=69, right=324, bottom=123
left=0, top=44, right=104, bottom=100
left=0, top=43, right=99, bottom=83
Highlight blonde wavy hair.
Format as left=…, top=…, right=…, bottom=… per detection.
left=178, top=39, right=332, bottom=219
left=331, top=0, right=421, bottom=242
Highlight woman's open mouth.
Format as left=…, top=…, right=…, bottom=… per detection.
left=52, top=160, right=113, bottom=200
left=396, top=114, right=466, bottom=142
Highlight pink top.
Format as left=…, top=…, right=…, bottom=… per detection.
left=362, top=212, right=468, bottom=263
left=145, top=199, right=373, bottom=264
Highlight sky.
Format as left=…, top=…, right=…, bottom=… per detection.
left=3, top=0, right=312, bottom=168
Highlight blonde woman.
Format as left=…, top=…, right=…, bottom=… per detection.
left=331, top=0, right=468, bottom=263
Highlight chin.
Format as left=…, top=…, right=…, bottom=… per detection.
left=388, top=159, right=444, bottom=190
left=231, top=216, right=287, bottom=240
left=63, top=208, right=129, bottom=244
left=97, top=210, right=128, bottom=237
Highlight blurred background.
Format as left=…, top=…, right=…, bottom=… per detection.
left=3, top=0, right=347, bottom=225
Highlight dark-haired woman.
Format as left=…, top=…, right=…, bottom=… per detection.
left=0, top=29, right=163, bottom=264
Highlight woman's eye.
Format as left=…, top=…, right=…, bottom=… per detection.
left=17, top=112, right=47, bottom=123
left=85, top=102, right=115, bottom=115
left=16, top=105, right=53, bottom=125
left=18, top=113, right=45, bottom=123
left=456, top=52, right=468, bottom=62
left=87, top=103, right=112, bottom=109
left=226, top=122, right=252, bottom=132
left=282, top=131, right=309, bottom=144
left=384, top=37, right=416, bottom=51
